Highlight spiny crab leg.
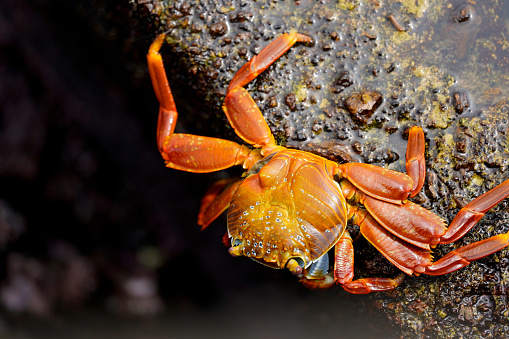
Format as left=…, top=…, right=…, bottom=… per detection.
left=440, top=178, right=509, bottom=244
left=147, top=34, right=261, bottom=173
left=223, top=33, right=314, bottom=156
left=421, top=178, right=509, bottom=276
left=425, top=232, right=509, bottom=275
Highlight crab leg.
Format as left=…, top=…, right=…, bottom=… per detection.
left=227, top=33, right=314, bottom=91
left=334, top=127, right=426, bottom=203
left=352, top=207, right=432, bottom=275
left=297, top=230, right=353, bottom=290
left=335, top=211, right=407, bottom=294
left=340, top=179, right=447, bottom=249
left=335, top=163, right=413, bottom=204
left=147, top=34, right=178, bottom=153
left=198, top=178, right=242, bottom=229
left=223, top=33, right=313, bottom=155
left=405, top=126, right=426, bottom=197
left=420, top=178, right=509, bottom=275
left=147, top=34, right=260, bottom=173
left=333, top=230, right=355, bottom=285
left=341, top=275, right=405, bottom=294
left=424, top=232, right=509, bottom=275
left=440, top=178, right=509, bottom=244
left=161, top=134, right=257, bottom=173
left=331, top=208, right=420, bottom=294
left=344, top=177, right=509, bottom=278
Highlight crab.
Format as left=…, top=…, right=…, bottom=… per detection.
left=147, top=32, right=509, bottom=293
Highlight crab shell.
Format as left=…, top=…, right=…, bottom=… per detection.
left=227, top=149, right=348, bottom=270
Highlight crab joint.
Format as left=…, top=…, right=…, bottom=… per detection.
left=229, top=246, right=242, bottom=257
left=286, top=258, right=303, bottom=276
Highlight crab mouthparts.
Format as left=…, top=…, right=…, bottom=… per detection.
left=228, top=239, right=306, bottom=275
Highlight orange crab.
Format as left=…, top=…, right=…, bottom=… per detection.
left=147, top=32, right=509, bottom=293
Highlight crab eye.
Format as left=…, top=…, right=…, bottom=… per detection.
left=286, top=257, right=305, bottom=276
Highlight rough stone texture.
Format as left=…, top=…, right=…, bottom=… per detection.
left=131, top=0, right=509, bottom=337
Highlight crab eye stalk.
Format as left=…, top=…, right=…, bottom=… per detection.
left=286, top=258, right=304, bottom=276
